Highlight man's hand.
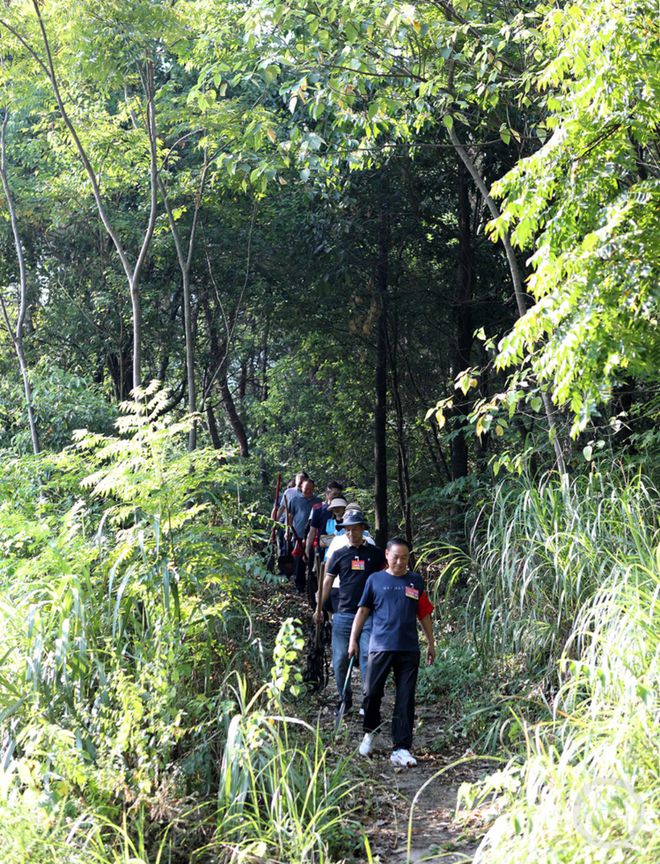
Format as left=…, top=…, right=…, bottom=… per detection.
left=348, top=639, right=358, bottom=659
left=313, top=608, right=323, bottom=624
left=426, top=643, right=436, bottom=665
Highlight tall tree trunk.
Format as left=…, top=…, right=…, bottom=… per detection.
left=261, top=322, right=269, bottom=401
left=28, top=3, right=159, bottom=394
left=238, top=356, right=248, bottom=401
left=449, top=160, right=474, bottom=481
left=201, top=294, right=250, bottom=456
left=447, top=124, right=568, bottom=476
left=218, top=366, right=249, bottom=457
left=391, top=346, right=413, bottom=545
left=157, top=155, right=209, bottom=451
left=206, top=402, right=223, bottom=450
left=0, top=109, right=39, bottom=454
left=374, top=179, right=389, bottom=548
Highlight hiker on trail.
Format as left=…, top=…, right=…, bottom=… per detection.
left=288, top=479, right=321, bottom=592
left=324, top=502, right=375, bottom=614
left=314, top=510, right=385, bottom=716
left=305, top=492, right=347, bottom=610
left=305, top=480, right=345, bottom=562
left=325, top=502, right=375, bottom=559
left=272, top=473, right=309, bottom=577
left=275, top=471, right=309, bottom=521
left=348, top=537, right=435, bottom=768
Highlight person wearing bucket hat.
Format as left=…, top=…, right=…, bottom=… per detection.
left=314, top=509, right=385, bottom=716
left=322, top=502, right=376, bottom=620
left=325, top=503, right=376, bottom=559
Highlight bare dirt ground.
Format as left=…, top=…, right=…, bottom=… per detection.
left=316, top=695, right=491, bottom=864
left=264, top=580, right=493, bottom=864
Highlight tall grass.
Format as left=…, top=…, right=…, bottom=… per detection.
left=211, top=712, right=357, bottom=863
left=204, top=621, right=362, bottom=863
left=467, top=470, right=657, bottom=674
left=456, top=469, right=659, bottom=862
left=0, top=391, right=298, bottom=861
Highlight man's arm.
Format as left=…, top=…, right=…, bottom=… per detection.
left=306, top=525, right=317, bottom=559
left=419, top=614, right=436, bottom=665
left=348, top=606, right=371, bottom=657
left=313, top=572, right=334, bottom=622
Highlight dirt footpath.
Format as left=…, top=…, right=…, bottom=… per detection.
left=272, top=580, right=492, bottom=864
left=317, top=695, right=491, bottom=863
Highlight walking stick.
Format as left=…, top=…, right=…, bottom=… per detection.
left=334, top=656, right=355, bottom=734
left=266, top=472, right=282, bottom=572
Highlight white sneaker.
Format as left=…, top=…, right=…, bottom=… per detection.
left=359, top=733, right=375, bottom=756
left=390, top=748, right=417, bottom=767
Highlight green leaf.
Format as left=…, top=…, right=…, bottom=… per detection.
left=264, top=64, right=280, bottom=83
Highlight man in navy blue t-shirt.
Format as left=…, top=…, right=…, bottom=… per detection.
left=348, top=538, right=435, bottom=767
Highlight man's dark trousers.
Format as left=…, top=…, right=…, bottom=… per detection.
left=294, top=554, right=307, bottom=593
left=363, top=650, right=420, bottom=750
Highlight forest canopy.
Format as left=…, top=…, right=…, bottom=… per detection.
left=0, top=1, right=658, bottom=863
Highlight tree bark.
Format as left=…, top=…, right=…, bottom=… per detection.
left=205, top=402, right=223, bottom=450
left=28, top=3, right=159, bottom=394
left=157, top=154, right=209, bottom=450
left=218, top=366, right=249, bottom=457
left=260, top=322, right=269, bottom=401
left=449, top=159, right=474, bottom=481
left=447, top=124, right=568, bottom=476
left=374, top=179, right=389, bottom=548
left=201, top=294, right=250, bottom=456
left=391, top=346, right=413, bottom=545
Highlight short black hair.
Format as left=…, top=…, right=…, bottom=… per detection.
left=386, top=537, right=411, bottom=551
left=326, top=479, right=344, bottom=492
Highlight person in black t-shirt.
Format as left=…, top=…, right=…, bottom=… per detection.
left=314, top=510, right=384, bottom=715
left=305, top=480, right=344, bottom=563
left=349, top=538, right=435, bottom=767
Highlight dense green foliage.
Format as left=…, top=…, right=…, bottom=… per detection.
left=0, top=0, right=657, bottom=862
left=491, top=0, right=659, bottom=434
left=0, top=393, right=362, bottom=862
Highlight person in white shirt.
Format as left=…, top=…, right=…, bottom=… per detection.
left=325, top=503, right=375, bottom=558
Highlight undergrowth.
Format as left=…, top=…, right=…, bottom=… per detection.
left=448, top=469, right=660, bottom=862
left=0, top=389, right=360, bottom=863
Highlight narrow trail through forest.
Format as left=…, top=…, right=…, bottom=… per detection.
left=330, top=705, right=489, bottom=863
left=266, top=579, right=492, bottom=863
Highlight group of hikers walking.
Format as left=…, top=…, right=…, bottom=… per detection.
left=272, top=473, right=436, bottom=768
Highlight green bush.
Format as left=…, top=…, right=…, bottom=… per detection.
left=0, top=389, right=267, bottom=852
left=0, top=361, right=116, bottom=453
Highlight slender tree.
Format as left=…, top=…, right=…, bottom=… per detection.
left=0, top=1, right=161, bottom=393
left=0, top=109, right=39, bottom=454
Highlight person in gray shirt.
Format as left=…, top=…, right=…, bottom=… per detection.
left=288, top=479, right=321, bottom=592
